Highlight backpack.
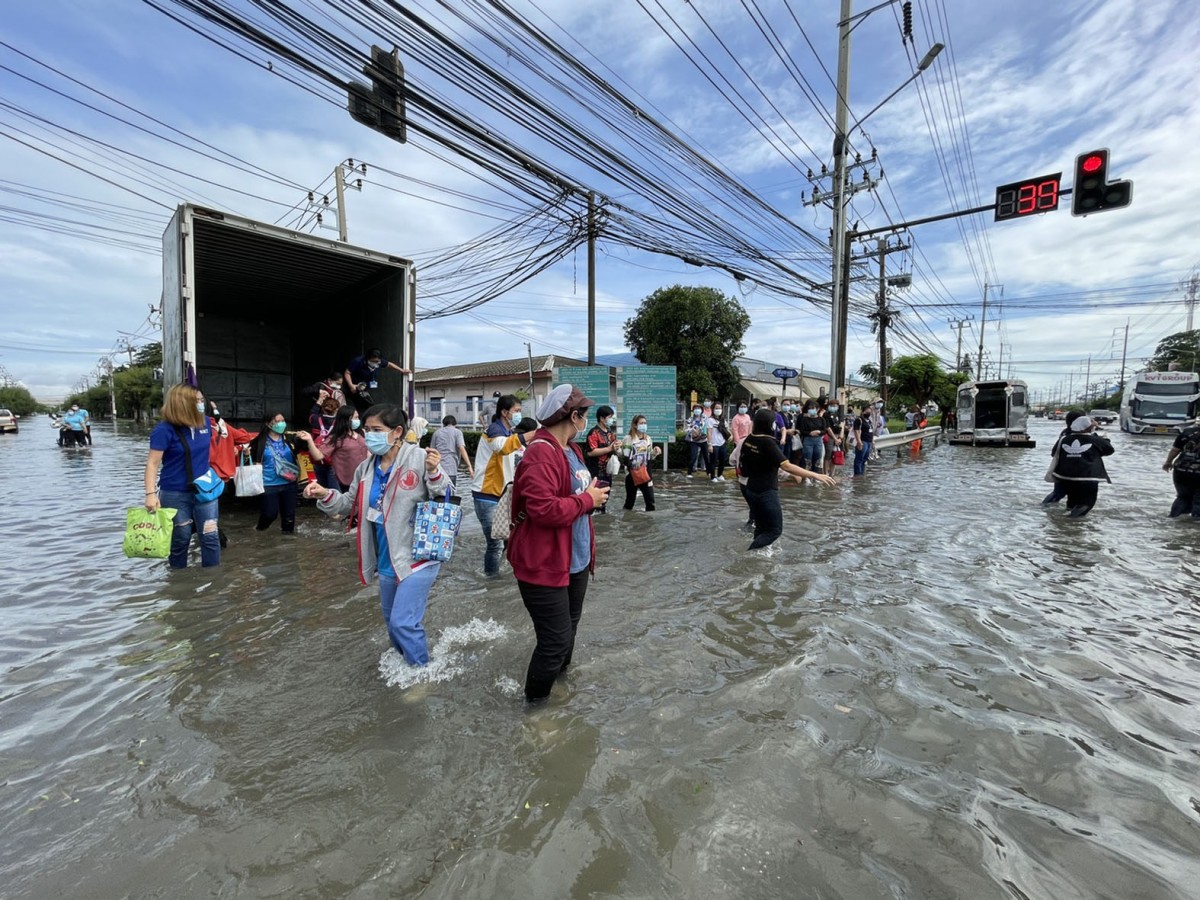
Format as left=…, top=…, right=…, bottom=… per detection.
left=1175, top=429, right=1200, bottom=475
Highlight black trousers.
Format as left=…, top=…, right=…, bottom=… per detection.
left=1063, top=481, right=1099, bottom=514
left=518, top=569, right=590, bottom=701
left=257, top=483, right=297, bottom=533
left=1170, top=471, right=1200, bottom=517
left=622, top=473, right=655, bottom=510
left=745, top=486, right=783, bottom=549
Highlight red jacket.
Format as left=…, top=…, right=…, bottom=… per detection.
left=208, top=418, right=257, bottom=481
left=506, top=430, right=595, bottom=587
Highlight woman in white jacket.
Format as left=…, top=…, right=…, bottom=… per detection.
left=303, top=404, right=453, bottom=666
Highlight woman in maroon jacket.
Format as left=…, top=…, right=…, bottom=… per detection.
left=507, top=384, right=610, bottom=702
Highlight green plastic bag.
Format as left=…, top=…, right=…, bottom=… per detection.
left=123, top=506, right=177, bottom=559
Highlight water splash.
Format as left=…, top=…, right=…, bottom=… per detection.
left=378, top=617, right=508, bottom=688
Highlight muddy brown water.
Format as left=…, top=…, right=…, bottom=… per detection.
left=1, top=419, right=1198, bottom=898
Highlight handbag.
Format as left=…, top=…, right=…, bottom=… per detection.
left=831, top=448, right=846, bottom=466
left=123, top=506, right=177, bottom=559
left=490, top=482, right=516, bottom=541
left=631, top=464, right=651, bottom=486
left=173, top=425, right=225, bottom=503
left=235, top=450, right=265, bottom=496
left=605, top=452, right=621, bottom=477
left=412, top=486, right=463, bottom=562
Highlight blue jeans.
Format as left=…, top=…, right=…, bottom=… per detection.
left=378, top=562, right=441, bottom=665
left=473, top=496, right=502, bottom=575
left=802, top=435, right=825, bottom=469
left=854, top=441, right=872, bottom=476
left=159, top=488, right=220, bottom=569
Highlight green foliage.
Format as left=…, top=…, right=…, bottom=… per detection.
left=932, top=371, right=971, bottom=411
left=886, top=354, right=947, bottom=407
left=857, top=363, right=881, bottom=392
left=115, top=367, right=163, bottom=418
left=132, top=342, right=163, bottom=369
left=0, top=384, right=43, bottom=416
left=623, top=285, right=750, bottom=400
left=63, top=384, right=112, bottom=414
left=1147, top=330, right=1200, bottom=373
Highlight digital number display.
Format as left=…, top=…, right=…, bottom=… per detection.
left=994, top=172, right=1062, bottom=221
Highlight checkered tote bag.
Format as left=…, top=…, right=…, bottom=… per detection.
left=411, top=486, right=463, bottom=562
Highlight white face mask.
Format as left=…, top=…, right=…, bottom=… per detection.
left=713, top=407, right=722, bottom=415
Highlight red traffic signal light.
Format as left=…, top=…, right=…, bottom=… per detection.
left=1071, top=148, right=1132, bottom=216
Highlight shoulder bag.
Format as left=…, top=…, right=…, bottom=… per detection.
left=173, top=425, right=225, bottom=502
left=492, top=438, right=556, bottom=540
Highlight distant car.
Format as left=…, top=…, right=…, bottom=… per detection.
left=0, top=408, right=18, bottom=434
left=1089, top=409, right=1117, bottom=425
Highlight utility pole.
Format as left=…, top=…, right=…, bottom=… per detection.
left=859, top=234, right=909, bottom=405
left=976, top=283, right=1001, bottom=380
left=829, top=0, right=853, bottom=401
left=587, top=191, right=596, bottom=365
left=1119, top=319, right=1129, bottom=390
left=1184, top=269, right=1198, bottom=333
left=1083, top=355, right=1092, bottom=405
left=948, top=316, right=972, bottom=372
left=334, top=164, right=348, bottom=241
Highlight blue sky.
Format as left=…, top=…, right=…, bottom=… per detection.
left=1, top=0, right=1197, bottom=403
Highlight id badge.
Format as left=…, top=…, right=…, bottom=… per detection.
left=368, top=380, right=378, bottom=389
left=366, top=507, right=383, bottom=523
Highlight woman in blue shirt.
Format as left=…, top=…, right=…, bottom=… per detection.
left=143, top=384, right=220, bottom=568
left=248, top=411, right=319, bottom=534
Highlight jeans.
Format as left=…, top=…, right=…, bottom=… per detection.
left=1170, top=471, right=1200, bottom=517
left=158, top=488, right=221, bottom=569
left=518, top=569, right=590, bottom=701
left=257, top=483, right=297, bottom=532
left=802, top=435, right=825, bottom=469
left=688, top=441, right=709, bottom=474
left=854, top=441, right=872, bottom=475
left=745, top=486, right=783, bottom=549
left=708, top=444, right=727, bottom=478
left=473, top=496, right=502, bottom=575
left=378, top=562, right=441, bottom=665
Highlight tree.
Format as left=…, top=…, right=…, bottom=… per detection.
left=857, top=363, right=881, bottom=393
left=132, top=341, right=163, bottom=369
left=63, top=384, right=112, bottom=415
left=1147, top=330, right=1200, bottom=373
left=0, top=384, right=43, bottom=416
left=886, top=354, right=948, bottom=406
left=623, top=285, right=750, bottom=400
left=932, top=371, right=971, bottom=412
left=115, top=367, right=162, bottom=420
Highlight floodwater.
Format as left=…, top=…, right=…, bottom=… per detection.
left=2, top=418, right=1198, bottom=899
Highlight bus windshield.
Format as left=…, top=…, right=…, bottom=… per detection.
left=1135, top=380, right=1200, bottom=397
left=1132, top=398, right=1191, bottom=420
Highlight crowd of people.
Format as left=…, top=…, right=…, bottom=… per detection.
left=138, top=361, right=1199, bottom=704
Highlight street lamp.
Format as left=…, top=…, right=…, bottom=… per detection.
left=828, top=40, right=944, bottom=403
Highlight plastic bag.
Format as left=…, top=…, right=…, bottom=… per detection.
left=123, top=506, right=177, bottom=559
left=412, top=487, right=463, bottom=562
left=605, top=453, right=621, bottom=477
left=235, top=453, right=265, bottom=496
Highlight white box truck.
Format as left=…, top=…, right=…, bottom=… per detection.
left=161, top=204, right=415, bottom=425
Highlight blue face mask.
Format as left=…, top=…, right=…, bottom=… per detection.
left=738, top=407, right=748, bottom=414
left=692, top=409, right=702, bottom=417
left=196, top=402, right=206, bottom=413
left=351, top=418, right=361, bottom=430
left=365, top=431, right=393, bottom=455
left=637, top=422, right=647, bottom=433
left=511, top=412, right=522, bottom=427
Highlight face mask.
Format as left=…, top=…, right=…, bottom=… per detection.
left=367, top=360, right=381, bottom=371
left=713, top=408, right=722, bottom=415
left=807, top=408, right=816, bottom=414
left=351, top=418, right=361, bottom=430
left=195, top=402, right=206, bottom=413
left=636, top=422, right=647, bottom=433
left=829, top=406, right=839, bottom=413
left=511, top=412, right=523, bottom=427
left=365, top=432, right=393, bottom=455
left=271, top=421, right=287, bottom=434
left=738, top=407, right=748, bottom=414
left=693, top=409, right=702, bottom=417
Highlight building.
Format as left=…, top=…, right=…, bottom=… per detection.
left=413, top=354, right=608, bottom=427
left=732, top=358, right=877, bottom=406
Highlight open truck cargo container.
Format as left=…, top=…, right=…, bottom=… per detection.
left=161, top=205, right=414, bottom=427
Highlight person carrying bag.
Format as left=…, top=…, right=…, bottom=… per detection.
left=412, top=486, right=463, bottom=562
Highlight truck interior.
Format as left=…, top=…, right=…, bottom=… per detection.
left=190, top=214, right=410, bottom=428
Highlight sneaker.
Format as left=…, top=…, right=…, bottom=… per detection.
left=717, top=476, right=726, bottom=482
left=686, top=473, right=694, bottom=479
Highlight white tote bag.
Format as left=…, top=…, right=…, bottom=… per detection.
left=234, top=451, right=265, bottom=497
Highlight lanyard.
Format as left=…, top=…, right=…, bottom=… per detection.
left=373, top=459, right=392, bottom=511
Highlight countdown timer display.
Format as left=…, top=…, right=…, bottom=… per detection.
left=994, top=172, right=1062, bottom=221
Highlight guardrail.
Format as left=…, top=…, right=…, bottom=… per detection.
left=874, top=426, right=943, bottom=454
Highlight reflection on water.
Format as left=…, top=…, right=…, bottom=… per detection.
left=1, top=420, right=1198, bottom=898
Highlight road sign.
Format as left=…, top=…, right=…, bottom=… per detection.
left=772, top=367, right=798, bottom=380
left=617, top=366, right=677, bottom=443
left=994, top=171, right=1062, bottom=221
left=551, top=366, right=613, bottom=413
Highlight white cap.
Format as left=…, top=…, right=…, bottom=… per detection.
left=1070, top=416, right=1093, bottom=432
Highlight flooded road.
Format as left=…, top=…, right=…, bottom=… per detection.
left=2, top=418, right=1198, bottom=898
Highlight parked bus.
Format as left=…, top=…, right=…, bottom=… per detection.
left=1119, top=371, right=1200, bottom=435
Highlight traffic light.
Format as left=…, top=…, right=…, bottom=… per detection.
left=347, top=45, right=406, bottom=142
left=1071, top=148, right=1132, bottom=216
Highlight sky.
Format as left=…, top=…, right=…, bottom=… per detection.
left=1, top=0, right=1198, bottom=405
